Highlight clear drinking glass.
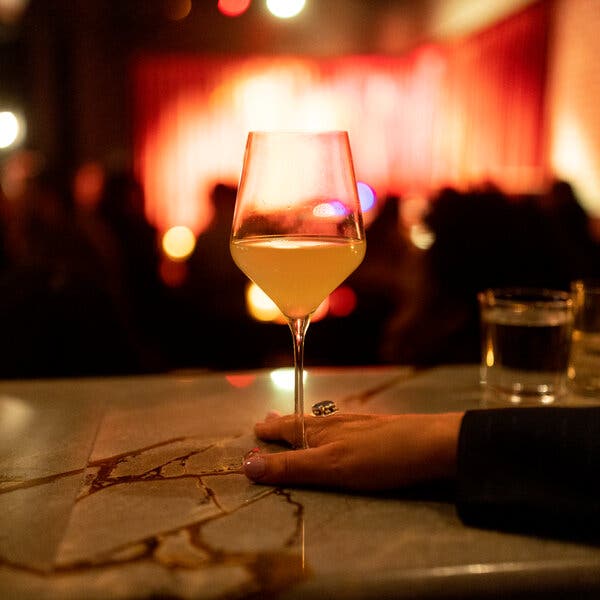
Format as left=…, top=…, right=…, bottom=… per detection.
left=478, top=287, right=573, bottom=405
left=230, top=131, right=366, bottom=448
left=568, top=279, right=600, bottom=397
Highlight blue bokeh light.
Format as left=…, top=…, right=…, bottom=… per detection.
left=357, top=181, right=376, bottom=212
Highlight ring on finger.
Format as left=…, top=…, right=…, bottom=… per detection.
left=311, top=400, right=338, bottom=417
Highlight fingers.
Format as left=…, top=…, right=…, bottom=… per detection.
left=243, top=444, right=344, bottom=488
left=255, top=412, right=379, bottom=447
left=255, top=413, right=343, bottom=447
left=245, top=412, right=464, bottom=492
left=255, top=414, right=302, bottom=444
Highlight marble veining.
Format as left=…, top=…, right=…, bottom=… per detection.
left=1, top=425, right=306, bottom=599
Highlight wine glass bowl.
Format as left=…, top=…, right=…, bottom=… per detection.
left=230, top=131, right=366, bottom=448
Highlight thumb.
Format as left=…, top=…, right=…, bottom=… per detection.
left=243, top=445, right=339, bottom=488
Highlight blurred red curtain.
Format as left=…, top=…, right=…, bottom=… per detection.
left=133, top=1, right=551, bottom=233
left=435, top=0, right=551, bottom=192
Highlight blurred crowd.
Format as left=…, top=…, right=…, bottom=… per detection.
left=0, top=153, right=165, bottom=377
left=380, top=181, right=600, bottom=365
left=1, top=150, right=599, bottom=378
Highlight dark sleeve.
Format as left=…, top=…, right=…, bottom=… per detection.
left=456, top=407, right=600, bottom=540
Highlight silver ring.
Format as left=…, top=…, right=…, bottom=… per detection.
left=312, top=400, right=338, bottom=416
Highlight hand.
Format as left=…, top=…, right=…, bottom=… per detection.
left=243, top=411, right=464, bottom=491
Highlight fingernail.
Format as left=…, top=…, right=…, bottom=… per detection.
left=265, top=410, right=281, bottom=421
left=244, top=447, right=261, bottom=460
left=243, top=454, right=266, bottom=480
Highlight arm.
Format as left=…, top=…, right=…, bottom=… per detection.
left=247, top=407, right=600, bottom=538
left=456, top=407, right=600, bottom=539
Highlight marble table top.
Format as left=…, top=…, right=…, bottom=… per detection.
left=1, top=365, right=599, bottom=599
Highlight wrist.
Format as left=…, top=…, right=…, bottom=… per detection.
left=429, top=412, right=464, bottom=480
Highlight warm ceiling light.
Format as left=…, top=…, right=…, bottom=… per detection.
left=0, top=111, right=23, bottom=149
left=266, top=0, right=305, bottom=19
left=218, top=0, right=251, bottom=17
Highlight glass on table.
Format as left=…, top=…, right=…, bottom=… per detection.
left=478, top=287, right=573, bottom=406
left=568, top=279, right=600, bottom=398
left=230, top=131, right=366, bottom=448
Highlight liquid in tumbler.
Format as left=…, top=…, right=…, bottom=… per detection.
left=479, top=289, right=573, bottom=404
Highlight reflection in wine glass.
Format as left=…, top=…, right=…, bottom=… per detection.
left=230, top=131, right=366, bottom=448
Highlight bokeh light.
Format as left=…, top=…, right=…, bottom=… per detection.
left=0, top=149, right=43, bottom=200
left=162, top=225, right=196, bottom=261
left=266, top=0, right=305, bottom=19
left=0, top=111, right=23, bottom=149
left=164, top=0, right=192, bottom=20
left=225, top=373, right=256, bottom=388
left=245, top=281, right=330, bottom=323
left=246, top=282, right=282, bottom=322
left=270, top=367, right=307, bottom=391
left=313, top=200, right=347, bottom=218
left=310, top=296, right=329, bottom=322
left=409, top=223, right=435, bottom=250
left=328, top=285, right=357, bottom=317
left=357, top=181, right=376, bottom=213
left=72, top=161, right=105, bottom=209
left=218, top=0, right=251, bottom=17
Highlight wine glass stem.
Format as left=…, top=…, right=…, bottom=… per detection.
left=289, top=316, right=310, bottom=449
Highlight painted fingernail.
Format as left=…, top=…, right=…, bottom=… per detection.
left=243, top=454, right=266, bottom=480
left=244, top=447, right=261, bottom=460
left=265, top=410, right=281, bottom=421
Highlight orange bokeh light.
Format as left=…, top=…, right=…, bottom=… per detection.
left=72, top=161, right=105, bottom=209
left=225, top=373, right=256, bottom=388
left=310, top=297, right=329, bottom=323
left=328, top=286, right=357, bottom=317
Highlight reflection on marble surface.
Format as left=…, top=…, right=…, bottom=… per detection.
left=1, top=367, right=600, bottom=599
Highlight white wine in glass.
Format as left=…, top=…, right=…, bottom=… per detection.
left=230, top=131, right=366, bottom=448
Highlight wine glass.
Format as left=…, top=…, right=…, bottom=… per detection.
left=230, top=131, right=366, bottom=449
